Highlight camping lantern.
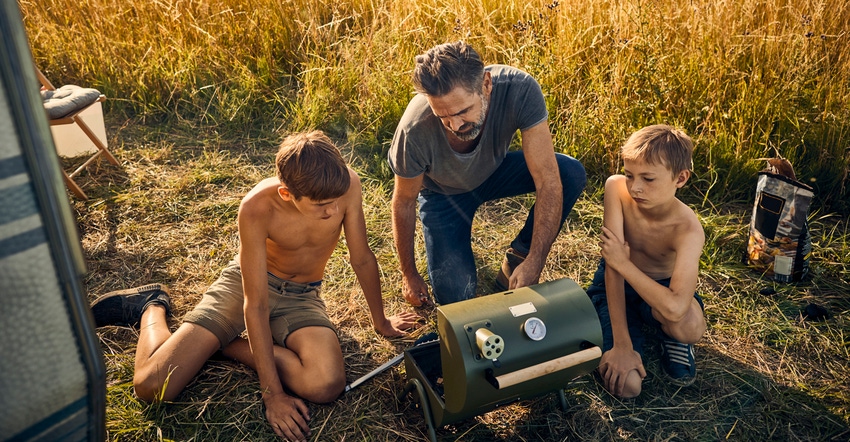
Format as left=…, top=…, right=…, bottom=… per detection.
left=400, top=278, right=602, bottom=442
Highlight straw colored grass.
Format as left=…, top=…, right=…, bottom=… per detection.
left=63, top=126, right=850, bottom=440
left=24, top=0, right=850, bottom=209
left=19, top=0, right=850, bottom=440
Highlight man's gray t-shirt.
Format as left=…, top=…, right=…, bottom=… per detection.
left=388, top=65, right=548, bottom=195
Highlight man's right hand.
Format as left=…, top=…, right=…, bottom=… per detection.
left=402, top=274, right=432, bottom=307
left=263, top=391, right=311, bottom=441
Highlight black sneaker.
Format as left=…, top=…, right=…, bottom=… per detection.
left=90, top=284, right=171, bottom=327
left=660, top=337, right=696, bottom=386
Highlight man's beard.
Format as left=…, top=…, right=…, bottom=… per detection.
left=451, top=95, right=488, bottom=142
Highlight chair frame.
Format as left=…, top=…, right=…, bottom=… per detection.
left=36, top=67, right=120, bottom=199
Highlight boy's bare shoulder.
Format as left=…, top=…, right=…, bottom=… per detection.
left=340, top=166, right=363, bottom=205
left=605, top=174, right=627, bottom=186
left=675, top=198, right=702, bottom=226
left=346, top=166, right=362, bottom=188
left=238, top=177, right=281, bottom=214
left=672, top=199, right=705, bottom=243
left=604, top=174, right=628, bottom=195
left=603, top=174, right=632, bottom=212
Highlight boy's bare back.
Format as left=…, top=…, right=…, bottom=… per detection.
left=236, top=171, right=356, bottom=284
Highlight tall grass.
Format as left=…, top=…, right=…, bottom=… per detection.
left=22, top=0, right=850, bottom=210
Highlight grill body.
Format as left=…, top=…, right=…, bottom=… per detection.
left=402, top=278, right=602, bottom=440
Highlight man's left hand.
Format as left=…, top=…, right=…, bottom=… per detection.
left=507, top=260, right=542, bottom=290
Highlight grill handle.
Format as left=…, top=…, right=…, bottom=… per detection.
left=485, top=346, right=602, bottom=390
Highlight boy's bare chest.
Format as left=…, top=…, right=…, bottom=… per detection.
left=266, top=214, right=343, bottom=250
left=623, top=215, right=677, bottom=263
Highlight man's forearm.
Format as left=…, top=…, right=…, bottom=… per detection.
left=527, top=182, right=563, bottom=269
left=391, top=197, right=420, bottom=278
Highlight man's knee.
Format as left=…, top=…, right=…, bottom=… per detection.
left=555, top=154, right=587, bottom=192
left=430, top=261, right=476, bottom=304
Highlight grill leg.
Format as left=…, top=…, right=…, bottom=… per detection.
left=400, top=379, right=437, bottom=442
left=557, top=389, right=568, bottom=410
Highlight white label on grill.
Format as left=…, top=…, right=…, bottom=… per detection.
left=509, top=302, right=537, bottom=317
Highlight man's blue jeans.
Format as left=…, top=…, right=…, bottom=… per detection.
left=417, top=152, right=586, bottom=304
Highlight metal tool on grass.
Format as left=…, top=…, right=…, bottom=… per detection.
left=344, top=353, right=404, bottom=393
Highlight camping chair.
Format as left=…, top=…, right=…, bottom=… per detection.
left=36, top=67, right=121, bottom=199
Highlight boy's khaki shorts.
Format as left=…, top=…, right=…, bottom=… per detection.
left=183, top=260, right=335, bottom=348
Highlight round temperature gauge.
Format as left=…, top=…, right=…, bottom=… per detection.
left=523, top=317, right=547, bottom=341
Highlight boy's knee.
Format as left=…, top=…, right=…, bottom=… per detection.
left=679, top=324, right=706, bottom=345
left=664, top=319, right=706, bottom=345
left=299, top=372, right=345, bottom=404
left=599, top=368, right=643, bottom=399
left=133, top=372, right=168, bottom=403
left=664, top=306, right=706, bottom=344
left=619, top=371, right=644, bottom=398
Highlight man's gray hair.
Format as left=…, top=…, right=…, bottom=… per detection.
left=412, top=41, right=484, bottom=96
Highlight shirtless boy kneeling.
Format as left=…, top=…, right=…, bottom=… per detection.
left=588, top=124, right=707, bottom=398
left=91, top=131, right=419, bottom=441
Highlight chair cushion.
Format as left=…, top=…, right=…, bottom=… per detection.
left=40, top=85, right=102, bottom=119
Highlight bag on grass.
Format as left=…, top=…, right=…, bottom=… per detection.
left=745, top=159, right=814, bottom=282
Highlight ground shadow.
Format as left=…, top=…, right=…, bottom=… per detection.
left=391, top=339, right=850, bottom=441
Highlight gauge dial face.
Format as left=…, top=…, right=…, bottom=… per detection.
left=523, top=317, right=547, bottom=341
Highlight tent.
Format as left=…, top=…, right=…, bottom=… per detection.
left=0, top=2, right=106, bottom=441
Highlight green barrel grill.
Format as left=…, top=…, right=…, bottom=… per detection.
left=401, top=278, right=602, bottom=441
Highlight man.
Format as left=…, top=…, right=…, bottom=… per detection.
left=389, top=41, right=586, bottom=306
left=91, top=131, right=419, bottom=441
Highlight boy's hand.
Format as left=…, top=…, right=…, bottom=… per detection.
left=402, top=274, right=433, bottom=307
left=375, top=311, right=422, bottom=337
left=600, top=226, right=630, bottom=271
left=598, top=346, right=646, bottom=397
left=263, top=391, right=310, bottom=441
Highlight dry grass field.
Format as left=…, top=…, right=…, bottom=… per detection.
left=62, top=125, right=849, bottom=441
left=21, top=0, right=850, bottom=440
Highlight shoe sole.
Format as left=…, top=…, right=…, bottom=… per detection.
left=664, top=372, right=697, bottom=387
left=94, top=283, right=169, bottom=302
left=90, top=283, right=171, bottom=314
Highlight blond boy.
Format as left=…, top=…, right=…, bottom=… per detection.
left=588, top=124, right=706, bottom=398
left=91, top=131, right=419, bottom=441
